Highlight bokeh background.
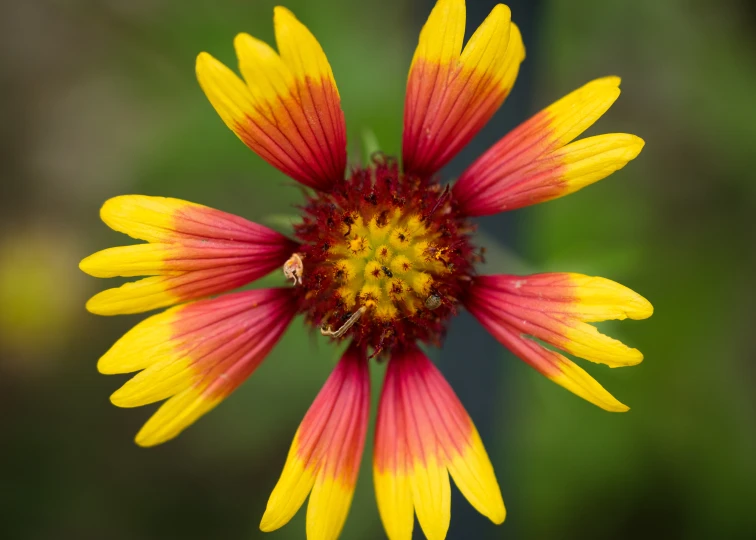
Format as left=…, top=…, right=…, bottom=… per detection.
left=2, top=0, right=755, bottom=538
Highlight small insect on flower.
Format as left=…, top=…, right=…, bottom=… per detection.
left=320, top=305, right=369, bottom=339
left=425, top=293, right=443, bottom=310
left=282, top=253, right=304, bottom=285
left=79, top=2, right=652, bottom=540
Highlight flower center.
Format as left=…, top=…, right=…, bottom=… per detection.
left=328, top=206, right=449, bottom=320
left=292, top=155, right=478, bottom=355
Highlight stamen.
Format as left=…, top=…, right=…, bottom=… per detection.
left=320, top=305, right=368, bottom=339
left=283, top=253, right=304, bottom=285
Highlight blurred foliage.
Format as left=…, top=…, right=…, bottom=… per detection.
left=0, top=0, right=754, bottom=539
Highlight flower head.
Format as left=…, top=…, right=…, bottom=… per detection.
left=81, top=1, right=652, bottom=539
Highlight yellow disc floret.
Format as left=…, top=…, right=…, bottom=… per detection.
left=327, top=210, right=448, bottom=321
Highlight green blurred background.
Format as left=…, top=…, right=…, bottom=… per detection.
left=1, top=0, right=755, bottom=538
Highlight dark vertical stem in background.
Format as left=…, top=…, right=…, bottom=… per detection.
left=414, top=0, right=542, bottom=538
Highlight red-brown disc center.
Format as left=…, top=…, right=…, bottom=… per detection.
left=291, top=155, right=478, bottom=356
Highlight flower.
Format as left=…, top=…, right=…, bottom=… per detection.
left=80, top=1, right=652, bottom=539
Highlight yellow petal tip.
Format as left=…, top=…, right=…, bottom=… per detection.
left=110, top=384, right=152, bottom=408
left=597, top=75, right=621, bottom=88
left=625, top=349, right=644, bottom=366
left=85, top=295, right=107, bottom=315
left=273, top=5, right=295, bottom=22
left=232, top=32, right=252, bottom=49
left=195, top=52, right=218, bottom=78
left=595, top=394, right=630, bottom=413
left=624, top=134, right=645, bottom=159
left=259, top=512, right=280, bottom=533
left=99, top=195, right=134, bottom=224
left=134, top=433, right=160, bottom=448
left=79, top=255, right=96, bottom=276
left=491, top=3, right=512, bottom=19
left=626, top=292, right=653, bottom=320
left=109, top=391, right=129, bottom=408
left=96, top=357, right=117, bottom=375
left=550, top=365, right=630, bottom=412
left=491, top=506, right=507, bottom=525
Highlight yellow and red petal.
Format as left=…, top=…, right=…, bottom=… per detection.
left=98, top=288, right=296, bottom=446
left=80, top=195, right=296, bottom=315
left=260, top=343, right=370, bottom=540
left=453, top=77, right=644, bottom=216
left=374, top=347, right=504, bottom=540
left=373, top=356, right=414, bottom=540
left=403, top=0, right=525, bottom=178
left=196, top=8, right=346, bottom=191
left=465, top=273, right=653, bottom=410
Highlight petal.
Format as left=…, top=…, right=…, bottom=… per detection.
left=134, top=387, right=224, bottom=448
left=94, top=195, right=225, bottom=243
left=374, top=347, right=504, bottom=540
left=81, top=241, right=290, bottom=278
left=476, top=315, right=628, bottom=412
left=98, top=288, right=296, bottom=446
left=446, top=428, right=506, bottom=525
left=81, top=196, right=296, bottom=315
left=405, top=425, right=451, bottom=540
left=374, top=359, right=414, bottom=540
left=467, top=273, right=653, bottom=410
left=454, top=77, right=644, bottom=215
left=403, top=0, right=525, bottom=178
left=563, top=273, right=654, bottom=322
left=406, top=348, right=504, bottom=526
left=84, top=267, right=262, bottom=316
left=273, top=7, right=338, bottom=88
left=260, top=344, right=370, bottom=540
left=475, top=273, right=652, bottom=366
left=196, top=9, right=346, bottom=191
